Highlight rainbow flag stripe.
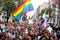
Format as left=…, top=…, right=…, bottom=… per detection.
left=13, top=0, right=34, bottom=20
left=46, top=13, right=49, bottom=18
left=8, top=15, right=13, bottom=25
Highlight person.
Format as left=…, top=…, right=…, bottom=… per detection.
left=1, top=35, right=5, bottom=40
left=13, top=33, right=20, bottom=40
left=0, top=30, right=3, bottom=39
left=25, top=34, right=31, bottom=40
left=57, top=28, right=60, bottom=40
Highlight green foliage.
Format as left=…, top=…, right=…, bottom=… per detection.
left=40, top=9, right=45, bottom=16
left=2, top=0, right=16, bottom=12
left=0, top=0, right=16, bottom=22
left=2, top=0, right=16, bottom=22
left=0, top=0, right=2, bottom=6
left=0, top=0, right=23, bottom=22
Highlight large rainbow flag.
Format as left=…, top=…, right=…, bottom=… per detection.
left=13, top=0, right=34, bottom=20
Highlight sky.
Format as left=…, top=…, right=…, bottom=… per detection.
left=31, top=0, right=49, bottom=9
left=26, top=0, right=49, bottom=18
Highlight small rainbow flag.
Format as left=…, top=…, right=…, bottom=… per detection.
left=8, top=15, right=13, bottom=25
left=46, top=13, right=49, bottom=18
left=13, top=0, right=34, bottom=20
left=42, top=10, right=50, bottom=27
left=45, top=29, right=49, bottom=40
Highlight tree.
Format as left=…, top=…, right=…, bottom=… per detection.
left=0, top=0, right=23, bottom=23
left=2, top=0, right=16, bottom=23
left=0, top=0, right=2, bottom=7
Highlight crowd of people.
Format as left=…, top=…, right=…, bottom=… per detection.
left=0, top=21, right=60, bottom=40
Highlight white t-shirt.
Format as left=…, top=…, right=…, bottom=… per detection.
left=47, top=26, right=53, bottom=33
left=25, top=29, right=28, bottom=33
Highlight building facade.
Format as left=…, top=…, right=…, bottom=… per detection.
left=57, top=0, right=60, bottom=27
left=50, top=0, right=60, bottom=27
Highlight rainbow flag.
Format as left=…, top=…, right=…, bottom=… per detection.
left=46, top=12, right=49, bottom=19
left=0, top=24, right=7, bottom=29
left=45, top=32, right=49, bottom=40
left=13, top=0, right=34, bottom=20
left=8, top=15, right=13, bottom=25
left=45, top=29, right=49, bottom=40
left=42, top=10, right=49, bottom=27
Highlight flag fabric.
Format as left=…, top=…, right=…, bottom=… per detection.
left=45, top=32, right=49, bottom=40
left=22, top=0, right=34, bottom=14
left=46, top=13, right=49, bottom=18
left=45, top=29, right=49, bottom=40
left=8, top=15, right=13, bottom=26
left=13, top=0, right=34, bottom=20
left=1, top=25, right=6, bottom=29
left=46, top=12, right=49, bottom=21
left=0, top=24, right=7, bottom=29
left=42, top=12, right=46, bottom=27
left=41, top=10, right=49, bottom=27
left=42, top=12, right=46, bottom=19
